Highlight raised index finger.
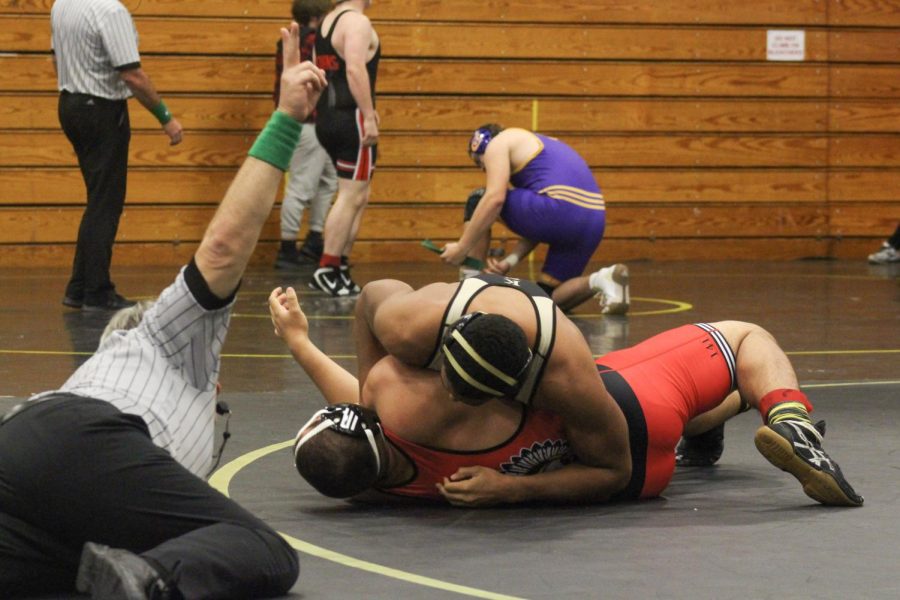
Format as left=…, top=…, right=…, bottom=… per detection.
left=281, top=22, right=300, bottom=69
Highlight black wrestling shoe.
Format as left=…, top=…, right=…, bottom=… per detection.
left=675, top=422, right=725, bottom=467
left=754, top=420, right=863, bottom=507
left=339, top=264, right=361, bottom=295
left=62, top=295, right=83, bottom=309
left=76, top=542, right=171, bottom=600
left=309, top=266, right=350, bottom=297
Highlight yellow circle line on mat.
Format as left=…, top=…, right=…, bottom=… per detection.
left=232, top=296, right=694, bottom=321
left=575, top=296, right=693, bottom=318
left=208, top=441, right=526, bottom=600
left=3, top=348, right=899, bottom=361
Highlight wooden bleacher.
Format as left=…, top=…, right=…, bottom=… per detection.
left=0, top=0, right=898, bottom=266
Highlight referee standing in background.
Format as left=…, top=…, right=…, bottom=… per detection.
left=0, top=23, right=325, bottom=599
left=52, top=0, right=183, bottom=311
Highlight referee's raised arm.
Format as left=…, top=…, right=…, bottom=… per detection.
left=194, top=23, right=327, bottom=300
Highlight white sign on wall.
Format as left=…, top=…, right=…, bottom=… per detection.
left=767, top=30, right=805, bottom=61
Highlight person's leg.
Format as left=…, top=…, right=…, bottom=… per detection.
left=311, top=110, right=374, bottom=297
left=277, top=129, right=317, bottom=269
left=1, top=396, right=299, bottom=598
left=712, top=320, right=863, bottom=506
left=61, top=98, right=131, bottom=306
left=0, top=511, right=82, bottom=597
left=299, top=125, right=337, bottom=262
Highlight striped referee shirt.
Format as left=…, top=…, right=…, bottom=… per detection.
left=50, top=0, right=141, bottom=100
left=31, top=265, right=233, bottom=477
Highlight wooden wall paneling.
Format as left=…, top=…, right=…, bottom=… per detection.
left=0, top=93, right=273, bottom=131
left=0, top=94, right=839, bottom=134
left=0, top=131, right=254, bottom=167
left=829, top=0, right=900, bottom=26
left=0, top=204, right=836, bottom=245
left=831, top=66, right=900, bottom=98
left=829, top=29, right=900, bottom=63
left=367, top=0, right=827, bottom=25
left=534, top=99, right=828, bottom=132
left=369, top=133, right=830, bottom=168
left=0, top=17, right=833, bottom=62
left=0, top=132, right=831, bottom=169
left=0, top=238, right=869, bottom=268
left=830, top=101, right=900, bottom=132
left=377, top=23, right=829, bottom=61
left=830, top=136, right=900, bottom=167
left=0, top=167, right=828, bottom=206
left=828, top=170, right=900, bottom=201
left=377, top=60, right=829, bottom=97
left=0, top=168, right=241, bottom=205
left=0, top=0, right=287, bottom=18
left=0, top=56, right=831, bottom=97
left=598, top=169, right=826, bottom=203
left=0, top=0, right=830, bottom=25
left=830, top=203, right=900, bottom=235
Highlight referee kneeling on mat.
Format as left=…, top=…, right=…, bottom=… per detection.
left=0, top=24, right=326, bottom=600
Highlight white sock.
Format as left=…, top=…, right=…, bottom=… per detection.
left=588, top=266, right=611, bottom=293
left=459, top=268, right=480, bottom=280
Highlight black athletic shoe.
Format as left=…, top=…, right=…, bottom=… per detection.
left=755, top=419, right=863, bottom=507
left=76, top=542, right=171, bottom=600
left=298, top=231, right=324, bottom=261
left=62, top=295, right=83, bottom=309
left=274, top=248, right=315, bottom=270
left=82, top=294, right=136, bottom=312
left=675, top=422, right=725, bottom=467
left=309, top=266, right=350, bottom=297
left=339, top=264, right=361, bottom=295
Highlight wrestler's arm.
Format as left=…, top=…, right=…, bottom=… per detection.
left=356, top=280, right=446, bottom=376
left=269, top=286, right=360, bottom=405
left=440, top=137, right=511, bottom=266
left=439, top=324, right=631, bottom=506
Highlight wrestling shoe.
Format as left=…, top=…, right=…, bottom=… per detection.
left=309, top=266, right=350, bottom=297
left=867, top=242, right=900, bottom=264
left=675, top=423, right=725, bottom=467
left=339, top=264, right=361, bottom=295
left=754, top=420, right=863, bottom=507
left=592, top=263, right=630, bottom=315
left=298, top=230, right=324, bottom=262
left=76, top=542, right=171, bottom=600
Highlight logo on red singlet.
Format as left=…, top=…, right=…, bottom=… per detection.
left=500, top=439, right=571, bottom=475
left=316, top=54, right=340, bottom=72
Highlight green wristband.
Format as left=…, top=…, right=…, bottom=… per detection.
left=150, top=100, right=172, bottom=125
left=248, top=111, right=302, bottom=172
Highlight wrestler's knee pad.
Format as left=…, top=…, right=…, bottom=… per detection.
left=463, top=188, right=486, bottom=221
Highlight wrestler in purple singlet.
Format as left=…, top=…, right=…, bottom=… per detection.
left=501, top=134, right=606, bottom=281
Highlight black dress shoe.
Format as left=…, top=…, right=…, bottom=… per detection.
left=62, top=295, right=84, bottom=308
left=76, top=542, right=171, bottom=600
left=82, top=294, right=136, bottom=312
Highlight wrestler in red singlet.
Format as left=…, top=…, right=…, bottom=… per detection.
left=379, top=323, right=736, bottom=502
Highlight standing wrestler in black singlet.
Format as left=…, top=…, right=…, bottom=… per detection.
left=310, top=0, right=380, bottom=297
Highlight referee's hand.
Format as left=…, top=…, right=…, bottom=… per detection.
left=277, top=22, right=326, bottom=122
left=163, top=118, right=183, bottom=145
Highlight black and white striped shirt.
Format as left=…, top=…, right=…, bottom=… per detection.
left=31, top=268, right=233, bottom=477
left=50, top=0, right=141, bottom=100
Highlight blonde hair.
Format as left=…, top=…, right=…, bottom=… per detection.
left=100, top=299, right=156, bottom=344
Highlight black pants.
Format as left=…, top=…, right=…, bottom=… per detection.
left=58, top=92, right=130, bottom=304
left=0, top=395, right=299, bottom=599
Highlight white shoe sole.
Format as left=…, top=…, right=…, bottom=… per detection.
left=597, top=264, right=630, bottom=315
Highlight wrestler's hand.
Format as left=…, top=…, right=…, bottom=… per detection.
left=485, top=257, right=511, bottom=276
left=268, top=286, right=309, bottom=345
left=437, top=466, right=515, bottom=507
left=440, top=242, right=468, bottom=267
left=361, top=111, right=379, bottom=147
left=278, top=23, right=327, bottom=122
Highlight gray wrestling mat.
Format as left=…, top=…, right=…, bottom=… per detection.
left=1, top=260, right=898, bottom=599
